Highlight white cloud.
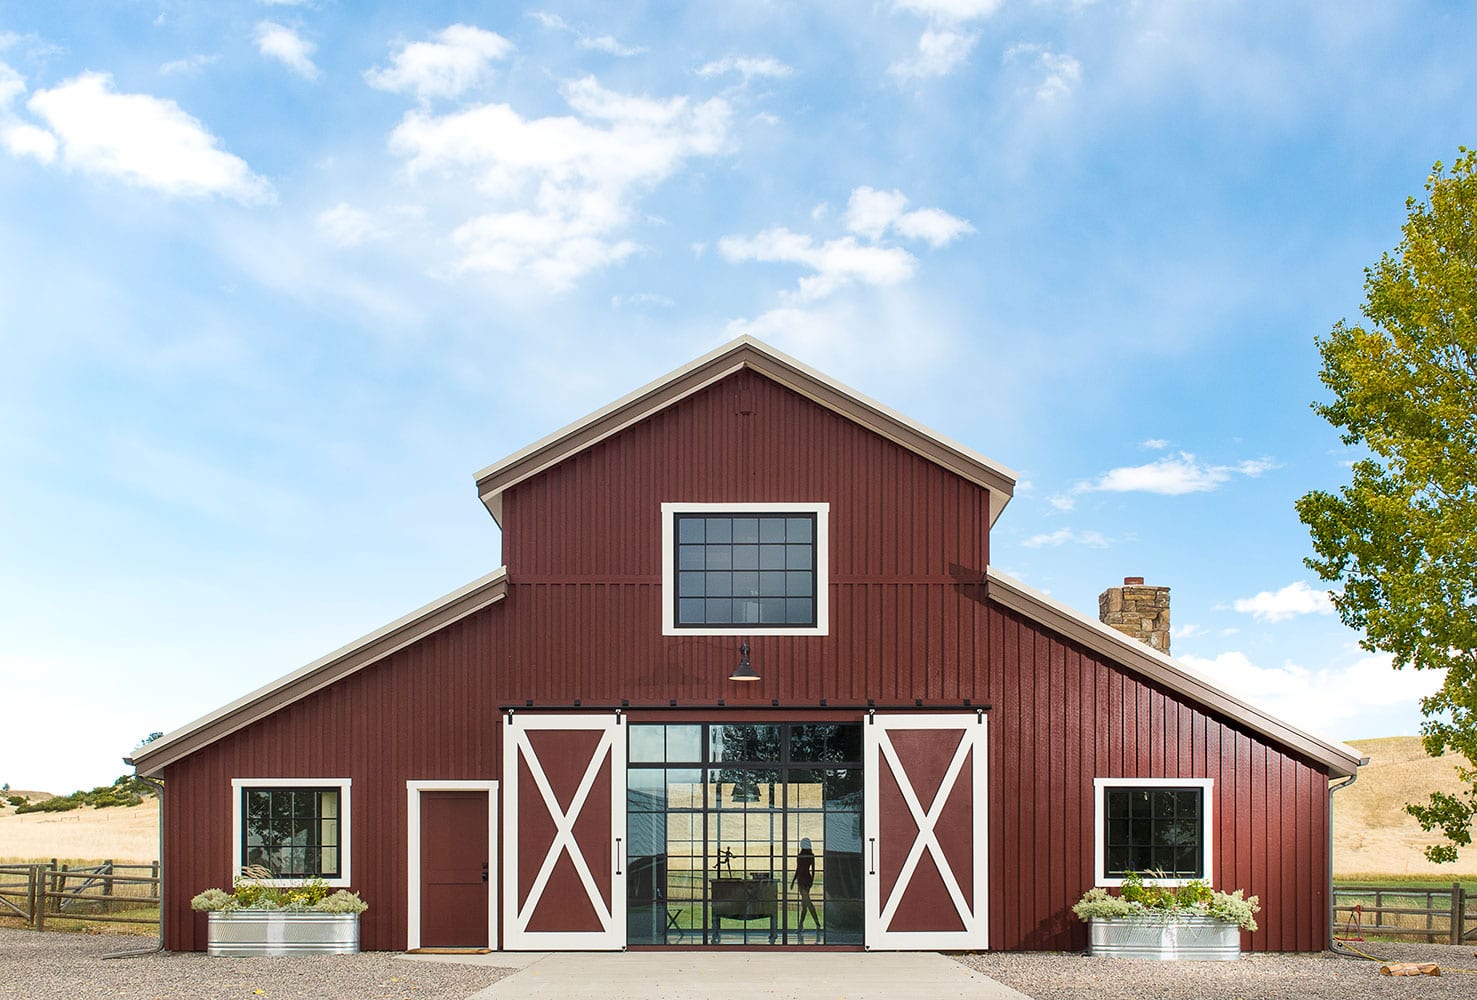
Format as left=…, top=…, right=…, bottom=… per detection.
left=1047, top=493, right=1075, bottom=512
left=388, top=75, right=729, bottom=289
left=697, top=56, right=794, bottom=82
left=1, top=61, right=26, bottom=109
left=1181, top=650, right=1444, bottom=739
left=1172, top=623, right=1206, bottom=640
left=722, top=186, right=970, bottom=303
left=528, top=12, right=643, bottom=57
left=1229, top=580, right=1334, bottom=623
left=890, top=29, right=979, bottom=80
left=895, top=0, right=1002, bottom=19
left=1020, top=527, right=1111, bottom=548
left=366, top=24, right=513, bottom=101
left=315, top=203, right=386, bottom=247
left=611, top=292, right=674, bottom=309
left=255, top=21, right=320, bottom=81
left=579, top=35, right=645, bottom=57
left=160, top=54, right=220, bottom=76
left=1141, top=438, right=1169, bottom=450
left=719, top=228, right=916, bottom=302
left=1075, top=451, right=1276, bottom=496
left=1005, top=43, right=1082, bottom=101
left=844, top=186, right=973, bottom=246
left=22, top=72, right=272, bottom=203
left=4, top=121, right=56, bottom=162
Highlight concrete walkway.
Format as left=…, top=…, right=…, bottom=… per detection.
left=403, top=950, right=1032, bottom=1000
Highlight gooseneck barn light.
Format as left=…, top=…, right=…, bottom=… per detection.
left=729, top=640, right=760, bottom=682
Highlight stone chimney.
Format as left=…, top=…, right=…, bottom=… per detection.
left=1098, top=577, right=1171, bottom=654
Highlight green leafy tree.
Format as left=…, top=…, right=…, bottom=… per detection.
left=1296, top=148, right=1477, bottom=862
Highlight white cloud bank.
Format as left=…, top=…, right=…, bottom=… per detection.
left=9, top=69, right=271, bottom=203
left=1020, top=527, right=1111, bottom=549
left=1229, top=580, right=1334, bottom=623
left=255, top=21, right=320, bottom=81
left=890, top=0, right=1001, bottom=80
left=1181, top=650, right=1443, bottom=740
left=366, top=24, right=513, bottom=102
left=388, top=75, right=730, bottom=289
left=697, top=56, right=794, bottom=82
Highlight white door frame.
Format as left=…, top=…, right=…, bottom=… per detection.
left=864, top=713, right=989, bottom=950
left=502, top=712, right=627, bottom=950
left=406, top=780, right=498, bottom=951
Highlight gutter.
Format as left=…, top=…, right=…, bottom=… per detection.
left=103, top=772, right=164, bottom=960
left=1327, top=757, right=1369, bottom=951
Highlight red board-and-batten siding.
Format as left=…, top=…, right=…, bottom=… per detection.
left=158, top=367, right=1331, bottom=952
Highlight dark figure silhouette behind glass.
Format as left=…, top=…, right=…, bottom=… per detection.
left=793, top=837, right=819, bottom=940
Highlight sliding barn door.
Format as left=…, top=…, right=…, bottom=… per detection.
left=864, top=713, right=988, bottom=950
left=502, top=713, right=626, bottom=950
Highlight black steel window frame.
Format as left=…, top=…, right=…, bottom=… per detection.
left=671, top=512, right=819, bottom=629
left=1102, top=785, right=1206, bottom=879
left=240, top=786, right=342, bottom=880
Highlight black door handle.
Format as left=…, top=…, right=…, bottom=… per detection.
left=481, top=862, right=489, bottom=883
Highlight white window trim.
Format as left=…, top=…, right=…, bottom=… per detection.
left=1093, top=777, right=1213, bottom=888
left=406, top=780, right=498, bottom=952
left=231, top=777, right=352, bottom=888
left=661, top=501, right=829, bottom=636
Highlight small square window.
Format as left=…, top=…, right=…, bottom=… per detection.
left=1094, top=778, right=1212, bottom=886
left=232, top=778, right=351, bottom=885
left=662, top=504, right=828, bottom=635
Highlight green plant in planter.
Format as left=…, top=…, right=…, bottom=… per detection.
left=1072, top=872, right=1259, bottom=932
left=191, top=867, right=367, bottom=915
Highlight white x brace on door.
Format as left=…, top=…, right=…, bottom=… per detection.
left=502, top=712, right=626, bottom=950
left=864, top=713, right=988, bottom=950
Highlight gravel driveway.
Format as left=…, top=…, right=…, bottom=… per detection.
left=957, top=941, right=1477, bottom=1000
left=8, top=928, right=1477, bottom=1000
left=0, top=928, right=513, bottom=1000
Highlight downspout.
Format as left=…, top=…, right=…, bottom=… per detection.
left=1327, top=758, right=1368, bottom=952
left=104, top=772, right=164, bottom=959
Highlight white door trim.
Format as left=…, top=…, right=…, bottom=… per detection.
left=502, top=712, right=627, bottom=950
left=864, top=713, right=989, bottom=950
left=406, top=780, right=498, bottom=952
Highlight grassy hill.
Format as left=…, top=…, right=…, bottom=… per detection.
left=1335, top=736, right=1477, bottom=878
left=0, top=798, right=158, bottom=863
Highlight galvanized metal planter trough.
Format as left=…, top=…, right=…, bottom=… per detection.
left=206, top=911, right=361, bottom=957
left=1088, top=914, right=1241, bottom=960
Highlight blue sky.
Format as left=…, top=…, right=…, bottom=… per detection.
left=2, top=1, right=1472, bottom=793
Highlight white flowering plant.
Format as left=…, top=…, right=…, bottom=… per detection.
left=1071, top=872, right=1259, bottom=932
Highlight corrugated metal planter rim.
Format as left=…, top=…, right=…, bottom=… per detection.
left=206, top=911, right=361, bottom=957
left=1088, top=914, right=1241, bottom=961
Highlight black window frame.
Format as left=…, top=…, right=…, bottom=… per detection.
left=671, top=511, right=819, bottom=629
left=239, top=786, right=343, bottom=880
left=1101, top=784, right=1207, bottom=880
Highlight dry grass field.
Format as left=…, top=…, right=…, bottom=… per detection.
left=1335, top=736, right=1477, bottom=878
left=0, top=798, right=158, bottom=864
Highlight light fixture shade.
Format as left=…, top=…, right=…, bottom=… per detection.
left=729, top=640, right=760, bottom=682
left=728, top=661, right=761, bottom=682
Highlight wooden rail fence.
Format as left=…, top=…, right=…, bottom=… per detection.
left=1333, top=883, right=1477, bottom=945
left=0, top=860, right=159, bottom=930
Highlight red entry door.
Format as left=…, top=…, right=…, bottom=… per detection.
left=502, top=713, right=626, bottom=950
left=419, top=791, right=490, bottom=948
left=864, top=713, right=989, bottom=949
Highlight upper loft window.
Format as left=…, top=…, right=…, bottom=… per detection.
left=1093, top=777, right=1213, bottom=886
left=661, top=502, right=829, bottom=636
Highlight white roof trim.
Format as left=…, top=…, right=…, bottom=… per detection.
left=986, top=566, right=1362, bottom=779
left=127, top=567, right=509, bottom=775
left=474, top=335, right=1018, bottom=527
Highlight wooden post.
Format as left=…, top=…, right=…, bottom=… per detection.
left=34, top=866, right=45, bottom=932
left=27, top=865, right=39, bottom=929
left=1452, top=883, right=1462, bottom=946
left=1375, top=889, right=1384, bottom=928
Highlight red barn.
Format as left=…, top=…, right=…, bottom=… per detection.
left=128, top=336, right=1360, bottom=954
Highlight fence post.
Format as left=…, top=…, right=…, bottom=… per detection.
left=1452, top=883, right=1463, bottom=945
left=27, top=865, right=39, bottom=929
left=34, top=866, right=46, bottom=932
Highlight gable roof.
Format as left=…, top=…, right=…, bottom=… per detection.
left=126, top=567, right=509, bottom=777
left=475, top=335, right=1019, bottom=527
left=986, top=566, right=1363, bottom=779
